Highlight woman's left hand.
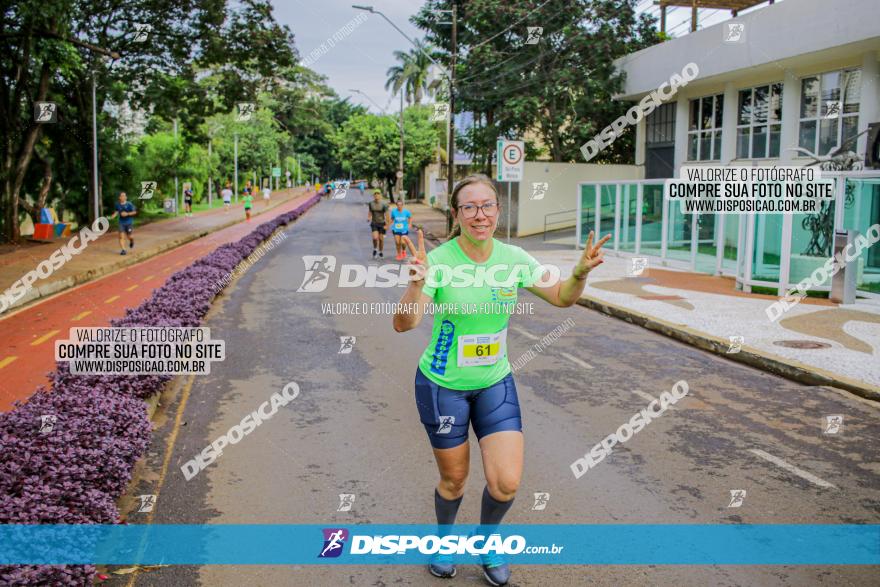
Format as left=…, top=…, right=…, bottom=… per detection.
left=573, top=231, right=611, bottom=279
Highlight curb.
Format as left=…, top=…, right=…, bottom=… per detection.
left=576, top=294, right=880, bottom=403
left=141, top=211, right=307, bottom=422
left=4, top=191, right=310, bottom=315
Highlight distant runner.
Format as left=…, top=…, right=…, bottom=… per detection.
left=367, top=189, right=390, bottom=259
left=183, top=186, right=194, bottom=217
left=390, top=199, right=412, bottom=261
left=109, top=191, right=137, bottom=256
left=243, top=191, right=253, bottom=222
left=221, top=182, right=233, bottom=212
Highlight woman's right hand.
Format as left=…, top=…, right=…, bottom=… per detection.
left=403, top=228, right=428, bottom=285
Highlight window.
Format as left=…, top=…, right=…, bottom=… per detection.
left=646, top=103, right=676, bottom=146
left=798, top=69, right=861, bottom=156
left=687, top=94, right=723, bottom=161
left=736, top=83, right=783, bottom=159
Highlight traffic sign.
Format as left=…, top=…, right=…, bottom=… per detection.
left=396, top=170, right=404, bottom=179
left=496, top=139, right=524, bottom=182
left=272, top=167, right=281, bottom=177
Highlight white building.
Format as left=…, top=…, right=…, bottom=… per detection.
left=579, top=0, right=879, bottom=296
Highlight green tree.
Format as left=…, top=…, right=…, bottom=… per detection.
left=334, top=107, right=442, bottom=195
left=413, top=0, right=660, bottom=165
left=385, top=40, right=436, bottom=106
left=402, top=105, right=445, bottom=194
left=334, top=114, right=400, bottom=187
left=0, top=0, right=299, bottom=242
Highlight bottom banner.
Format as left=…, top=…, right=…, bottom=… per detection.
left=0, top=524, right=877, bottom=565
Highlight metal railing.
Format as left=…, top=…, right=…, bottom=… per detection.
left=543, top=209, right=577, bottom=241
left=576, top=173, right=880, bottom=297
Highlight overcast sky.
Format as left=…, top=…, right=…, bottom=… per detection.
left=272, top=0, right=778, bottom=113
left=273, top=0, right=426, bottom=114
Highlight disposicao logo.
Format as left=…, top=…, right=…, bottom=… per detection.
left=317, top=528, right=528, bottom=558
left=298, top=255, right=337, bottom=292
left=319, top=528, right=349, bottom=558
left=296, top=257, right=561, bottom=292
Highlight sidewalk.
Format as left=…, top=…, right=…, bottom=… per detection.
left=0, top=191, right=317, bottom=411
left=408, top=204, right=880, bottom=401
left=405, top=201, right=449, bottom=245
left=0, top=188, right=310, bottom=315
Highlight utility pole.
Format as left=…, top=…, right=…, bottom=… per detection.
left=398, top=89, right=405, bottom=201
left=207, top=138, right=213, bottom=207
left=446, top=2, right=457, bottom=235
left=91, top=71, right=100, bottom=222
left=234, top=133, right=239, bottom=204
left=174, top=118, right=179, bottom=216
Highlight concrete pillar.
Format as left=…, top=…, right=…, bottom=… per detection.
left=720, top=82, right=738, bottom=165
left=635, top=116, right=647, bottom=168
left=673, top=95, right=690, bottom=176
left=857, top=50, right=880, bottom=157
left=779, top=68, right=801, bottom=164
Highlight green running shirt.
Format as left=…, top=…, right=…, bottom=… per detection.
left=418, top=237, right=543, bottom=390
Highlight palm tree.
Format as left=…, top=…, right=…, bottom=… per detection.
left=385, top=40, right=439, bottom=106
left=385, top=51, right=414, bottom=104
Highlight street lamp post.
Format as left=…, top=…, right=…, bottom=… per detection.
left=348, top=88, right=387, bottom=113
left=234, top=133, right=239, bottom=204
left=57, top=43, right=118, bottom=224
left=208, top=138, right=213, bottom=207
left=207, top=123, right=224, bottom=208
left=173, top=118, right=179, bottom=216
left=398, top=89, right=404, bottom=201
left=91, top=71, right=100, bottom=222
left=352, top=4, right=455, bottom=229
left=350, top=87, right=406, bottom=200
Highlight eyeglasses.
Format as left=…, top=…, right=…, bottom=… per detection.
left=458, top=202, right=498, bottom=218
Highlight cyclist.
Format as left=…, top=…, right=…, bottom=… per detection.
left=393, top=174, right=609, bottom=585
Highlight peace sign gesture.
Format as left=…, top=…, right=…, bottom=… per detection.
left=573, top=231, right=611, bottom=279
left=402, top=228, right=428, bottom=284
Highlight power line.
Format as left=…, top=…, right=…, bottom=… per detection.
left=456, top=15, right=573, bottom=84
left=469, top=0, right=555, bottom=51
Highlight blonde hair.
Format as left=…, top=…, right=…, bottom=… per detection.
left=448, top=174, right=500, bottom=241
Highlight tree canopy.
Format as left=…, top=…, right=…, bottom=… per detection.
left=412, top=0, right=660, bottom=167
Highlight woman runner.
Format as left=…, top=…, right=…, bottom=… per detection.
left=393, top=174, right=609, bottom=586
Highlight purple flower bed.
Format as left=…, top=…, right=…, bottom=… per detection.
left=0, top=195, right=319, bottom=586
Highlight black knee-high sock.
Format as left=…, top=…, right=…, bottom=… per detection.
left=480, top=485, right=514, bottom=526
left=435, top=489, right=463, bottom=526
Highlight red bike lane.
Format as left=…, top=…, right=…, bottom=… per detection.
left=0, top=192, right=315, bottom=412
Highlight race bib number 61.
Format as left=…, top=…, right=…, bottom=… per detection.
left=458, top=330, right=507, bottom=367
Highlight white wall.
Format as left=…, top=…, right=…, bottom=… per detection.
left=518, top=162, right=643, bottom=237
left=615, top=0, right=880, bottom=99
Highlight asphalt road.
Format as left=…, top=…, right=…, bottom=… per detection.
left=112, top=191, right=880, bottom=587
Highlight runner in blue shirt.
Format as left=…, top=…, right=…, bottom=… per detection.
left=109, top=191, right=137, bottom=256
left=390, top=200, right=412, bottom=261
